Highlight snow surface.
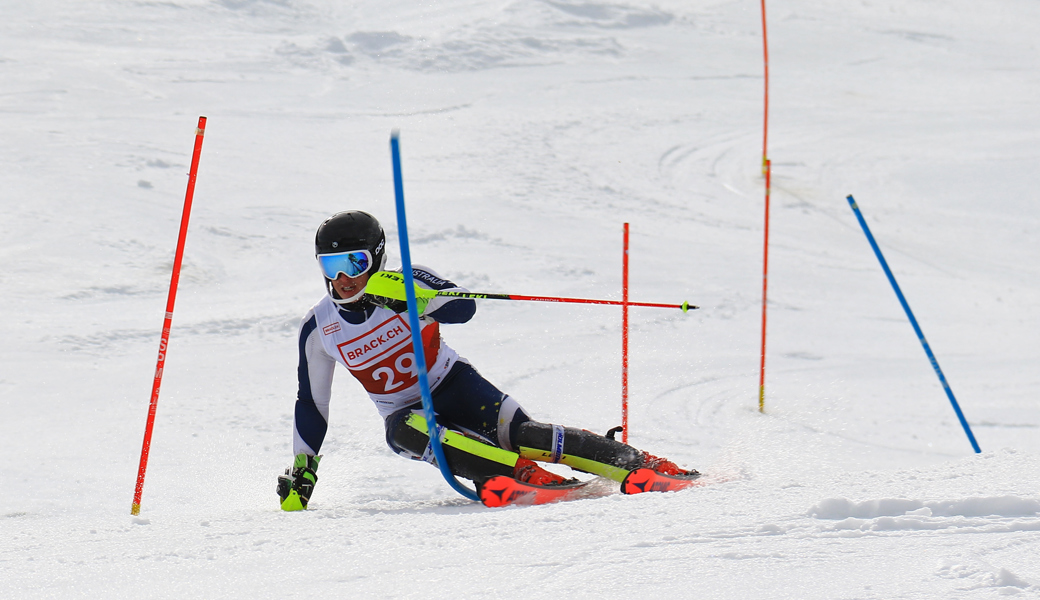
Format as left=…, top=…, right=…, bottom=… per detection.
left=3, top=0, right=1039, bottom=598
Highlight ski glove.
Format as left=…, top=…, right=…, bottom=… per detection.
left=364, top=294, right=430, bottom=315
left=277, top=453, right=320, bottom=511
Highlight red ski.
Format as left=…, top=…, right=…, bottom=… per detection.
left=477, top=476, right=590, bottom=507
left=479, top=470, right=707, bottom=507
left=620, top=468, right=703, bottom=495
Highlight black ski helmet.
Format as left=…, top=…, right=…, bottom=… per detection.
left=315, top=211, right=387, bottom=303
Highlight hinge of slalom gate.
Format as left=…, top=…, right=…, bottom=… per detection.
left=419, top=422, right=447, bottom=465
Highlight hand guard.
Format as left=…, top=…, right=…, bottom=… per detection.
left=277, top=453, right=321, bottom=511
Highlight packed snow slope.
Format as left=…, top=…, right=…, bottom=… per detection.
left=2, top=0, right=1039, bottom=598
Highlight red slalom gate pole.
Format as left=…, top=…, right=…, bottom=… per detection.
left=758, top=160, right=771, bottom=413
left=131, top=116, right=207, bottom=516
left=621, top=223, right=630, bottom=444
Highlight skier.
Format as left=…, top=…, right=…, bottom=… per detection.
left=277, top=210, right=696, bottom=510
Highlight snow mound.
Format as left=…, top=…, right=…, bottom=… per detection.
left=810, top=496, right=1040, bottom=520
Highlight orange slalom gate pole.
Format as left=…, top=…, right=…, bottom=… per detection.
left=621, top=223, right=630, bottom=444
left=758, top=160, right=771, bottom=413
left=759, top=0, right=772, bottom=410
left=131, top=116, right=207, bottom=516
left=761, top=0, right=770, bottom=173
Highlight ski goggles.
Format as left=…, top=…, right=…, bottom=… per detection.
left=317, top=249, right=373, bottom=280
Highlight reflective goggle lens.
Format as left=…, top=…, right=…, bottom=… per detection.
left=317, top=250, right=372, bottom=279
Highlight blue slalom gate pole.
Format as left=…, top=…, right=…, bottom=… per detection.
left=390, top=131, right=479, bottom=500
left=846, top=195, right=981, bottom=454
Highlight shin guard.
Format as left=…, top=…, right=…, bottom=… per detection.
left=514, top=421, right=643, bottom=482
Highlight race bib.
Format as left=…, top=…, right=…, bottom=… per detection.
left=337, top=314, right=439, bottom=394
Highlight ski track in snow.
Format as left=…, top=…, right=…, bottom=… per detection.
left=3, top=0, right=1040, bottom=598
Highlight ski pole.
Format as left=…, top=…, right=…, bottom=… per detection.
left=390, top=131, right=479, bottom=501
left=846, top=195, right=981, bottom=454
left=436, top=291, right=696, bottom=312
left=132, top=116, right=207, bottom=516
left=365, top=272, right=697, bottom=312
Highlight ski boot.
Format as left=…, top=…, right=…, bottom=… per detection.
left=277, top=453, right=321, bottom=511
left=639, top=451, right=699, bottom=477
left=513, top=458, right=578, bottom=486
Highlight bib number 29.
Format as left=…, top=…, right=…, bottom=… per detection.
left=372, top=352, right=418, bottom=392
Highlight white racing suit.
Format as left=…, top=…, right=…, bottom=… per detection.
left=292, top=265, right=647, bottom=483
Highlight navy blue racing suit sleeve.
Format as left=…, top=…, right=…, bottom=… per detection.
left=294, top=398, right=327, bottom=454
left=294, top=313, right=334, bottom=455
left=427, top=298, right=475, bottom=323
left=412, top=266, right=476, bottom=324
